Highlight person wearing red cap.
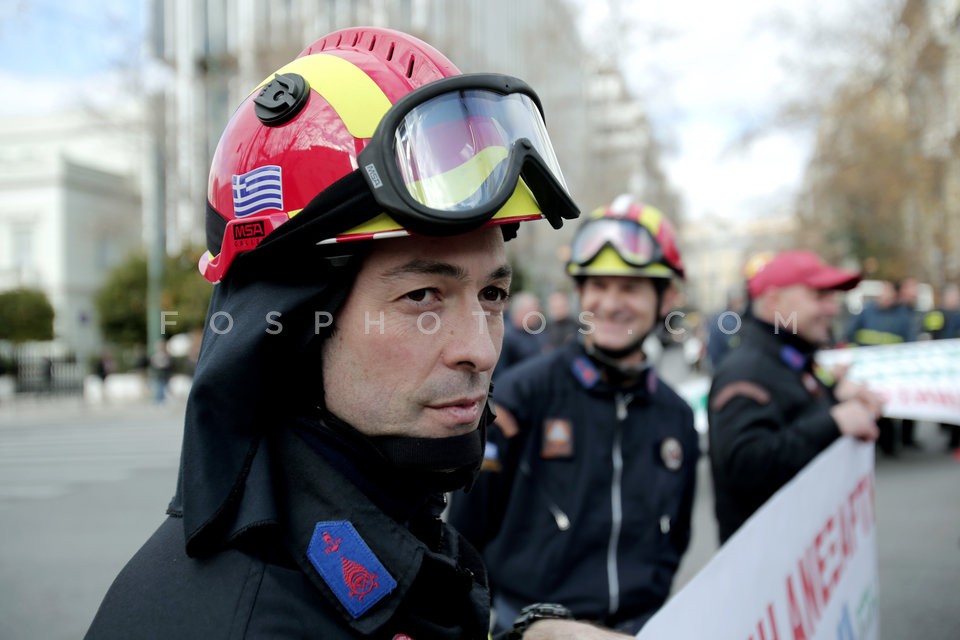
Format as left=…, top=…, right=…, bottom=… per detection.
left=707, top=250, right=882, bottom=543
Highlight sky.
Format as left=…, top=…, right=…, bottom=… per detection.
left=573, top=0, right=890, bottom=222
left=0, top=0, right=890, bottom=223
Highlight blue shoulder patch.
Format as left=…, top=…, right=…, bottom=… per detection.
left=779, top=344, right=808, bottom=372
left=572, top=355, right=600, bottom=388
left=307, top=520, right=397, bottom=618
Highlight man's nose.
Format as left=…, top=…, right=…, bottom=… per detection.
left=443, top=303, right=500, bottom=373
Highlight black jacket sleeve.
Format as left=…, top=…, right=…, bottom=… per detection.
left=708, top=359, right=839, bottom=495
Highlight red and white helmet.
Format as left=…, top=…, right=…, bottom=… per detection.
left=566, top=194, right=685, bottom=280
left=201, top=26, right=578, bottom=283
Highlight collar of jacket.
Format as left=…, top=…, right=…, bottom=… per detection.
left=741, top=315, right=818, bottom=372
left=269, top=426, right=480, bottom=635
left=566, top=340, right=657, bottom=399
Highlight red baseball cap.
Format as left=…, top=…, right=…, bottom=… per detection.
left=747, top=250, right=861, bottom=298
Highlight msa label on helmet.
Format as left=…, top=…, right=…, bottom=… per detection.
left=232, top=220, right=267, bottom=248
left=363, top=163, right=384, bottom=189
left=232, top=165, right=283, bottom=217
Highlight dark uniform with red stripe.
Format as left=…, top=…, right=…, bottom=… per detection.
left=708, top=316, right=842, bottom=544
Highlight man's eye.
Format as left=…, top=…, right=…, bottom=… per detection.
left=404, top=288, right=436, bottom=303
left=482, top=287, right=510, bottom=303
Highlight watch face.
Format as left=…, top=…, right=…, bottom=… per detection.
left=513, top=603, right=574, bottom=634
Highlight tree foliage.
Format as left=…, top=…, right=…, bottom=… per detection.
left=797, top=82, right=919, bottom=277
left=96, top=246, right=211, bottom=347
left=0, top=288, right=55, bottom=343
left=790, top=0, right=958, bottom=285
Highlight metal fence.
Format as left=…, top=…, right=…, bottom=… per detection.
left=0, top=341, right=85, bottom=395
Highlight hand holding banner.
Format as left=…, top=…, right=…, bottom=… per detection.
left=817, top=339, right=960, bottom=426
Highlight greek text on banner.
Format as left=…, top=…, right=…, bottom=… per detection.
left=637, top=439, right=879, bottom=640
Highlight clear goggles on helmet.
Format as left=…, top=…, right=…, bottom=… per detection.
left=569, top=217, right=663, bottom=268
left=356, top=73, right=579, bottom=236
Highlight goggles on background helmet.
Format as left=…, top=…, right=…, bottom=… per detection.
left=355, top=73, right=578, bottom=237
left=568, top=217, right=664, bottom=269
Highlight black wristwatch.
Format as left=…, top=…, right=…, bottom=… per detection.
left=507, top=602, right=574, bottom=639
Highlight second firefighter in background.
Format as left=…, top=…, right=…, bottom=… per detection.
left=449, top=196, right=699, bottom=634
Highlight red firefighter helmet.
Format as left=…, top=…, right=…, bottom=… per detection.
left=566, top=194, right=685, bottom=280
left=201, top=26, right=577, bottom=283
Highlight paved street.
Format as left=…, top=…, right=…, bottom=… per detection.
left=0, top=383, right=958, bottom=639
left=0, top=398, right=185, bottom=640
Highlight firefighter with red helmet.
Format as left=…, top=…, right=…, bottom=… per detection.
left=83, top=27, right=644, bottom=639
left=449, top=195, right=699, bottom=634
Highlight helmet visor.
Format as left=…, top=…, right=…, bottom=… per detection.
left=357, top=74, right=578, bottom=236
left=394, top=90, right=565, bottom=211
left=569, top=218, right=662, bottom=268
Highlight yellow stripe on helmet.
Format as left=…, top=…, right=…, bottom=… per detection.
left=326, top=176, right=543, bottom=242
left=405, top=145, right=509, bottom=209
left=253, top=53, right=393, bottom=139
left=567, top=246, right=673, bottom=278
left=639, top=205, right=663, bottom=234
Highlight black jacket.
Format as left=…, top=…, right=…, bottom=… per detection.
left=449, top=340, right=698, bottom=627
left=85, top=427, right=490, bottom=639
left=708, top=317, right=840, bottom=544
left=85, top=184, right=491, bottom=639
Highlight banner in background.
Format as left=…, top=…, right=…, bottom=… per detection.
left=637, top=439, right=879, bottom=640
left=817, top=339, right=960, bottom=426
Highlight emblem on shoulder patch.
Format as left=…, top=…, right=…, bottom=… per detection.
left=660, top=437, right=683, bottom=471
left=307, top=521, right=397, bottom=618
left=542, top=419, right=574, bottom=458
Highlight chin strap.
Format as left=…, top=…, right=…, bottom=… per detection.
left=582, top=337, right=649, bottom=387
left=318, top=406, right=487, bottom=495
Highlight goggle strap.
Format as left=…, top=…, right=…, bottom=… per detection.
left=206, top=201, right=228, bottom=257
left=519, top=153, right=579, bottom=230
left=258, top=170, right=380, bottom=254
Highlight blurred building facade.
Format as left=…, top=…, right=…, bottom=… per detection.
left=0, top=110, right=143, bottom=361
left=0, top=1, right=679, bottom=362
left=681, top=213, right=798, bottom=313
left=155, top=0, right=678, bottom=295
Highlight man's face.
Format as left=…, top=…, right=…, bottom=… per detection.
left=877, top=281, right=897, bottom=308
left=900, top=278, right=918, bottom=307
left=579, top=275, right=668, bottom=353
left=322, top=226, right=511, bottom=439
left=770, top=285, right=840, bottom=346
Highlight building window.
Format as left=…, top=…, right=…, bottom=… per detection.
left=11, top=224, right=35, bottom=274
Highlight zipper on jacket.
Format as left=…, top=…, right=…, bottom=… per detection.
left=519, top=460, right=570, bottom=530
left=607, top=392, right=631, bottom=616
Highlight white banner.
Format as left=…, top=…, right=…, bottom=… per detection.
left=638, top=439, right=879, bottom=640
left=817, top=339, right=960, bottom=426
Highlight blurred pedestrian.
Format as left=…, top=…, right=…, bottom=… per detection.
left=543, top=290, right=579, bottom=351
left=924, top=282, right=960, bottom=451
left=843, top=279, right=914, bottom=454
left=85, top=26, right=629, bottom=640
left=493, top=290, right=545, bottom=381
left=148, top=339, right=173, bottom=404
left=706, top=285, right=746, bottom=371
left=41, top=356, right=53, bottom=394
left=709, top=249, right=881, bottom=544
left=450, top=196, right=698, bottom=634
left=95, top=350, right=114, bottom=382
left=896, top=277, right=924, bottom=447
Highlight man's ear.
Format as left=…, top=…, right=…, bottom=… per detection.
left=659, top=282, right=680, bottom=317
